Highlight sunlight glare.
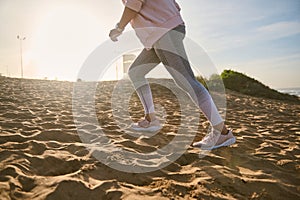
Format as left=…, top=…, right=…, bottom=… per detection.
left=32, top=5, right=105, bottom=81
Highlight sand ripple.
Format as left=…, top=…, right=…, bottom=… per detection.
left=0, top=77, right=299, bottom=199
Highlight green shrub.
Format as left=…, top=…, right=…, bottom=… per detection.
left=221, top=70, right=299, bottom=102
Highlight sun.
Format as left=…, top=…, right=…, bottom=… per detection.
left=31, top=5, right=105, bottom=81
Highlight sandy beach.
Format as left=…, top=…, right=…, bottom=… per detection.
left=0, top=76, right=299, bottom=200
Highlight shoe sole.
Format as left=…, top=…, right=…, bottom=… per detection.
left=131, top=126, right=161, bottom=132
left=194, top=137, right=236, bottom=150
left=210, top=137, right=236, bottom=150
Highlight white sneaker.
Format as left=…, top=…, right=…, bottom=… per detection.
left=192, top=129, right=236, bottom=150
left=131, top=118, right=162, bottom=132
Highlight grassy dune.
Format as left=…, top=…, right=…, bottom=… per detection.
left=198, top=70, right=299, bottom=103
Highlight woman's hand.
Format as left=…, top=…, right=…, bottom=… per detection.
left=109, top=28, right=122, bottom=42
left=109, top=23, right=124, bottom=42
left=109, top=7, right=138, bottom=42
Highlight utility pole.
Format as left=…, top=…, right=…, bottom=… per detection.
left=17, top=35, right=26, bottom=78
left=116, top=62, right=118, bottom=80
left=6, top=65, right=9, bottom=77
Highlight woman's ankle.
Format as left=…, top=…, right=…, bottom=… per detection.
left=145, top=113, right=156, bottom=122
left=213, top=122, right=229, bottom=135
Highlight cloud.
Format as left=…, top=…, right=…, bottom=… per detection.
left=196, top=20, right=300, bottom=53
left=255, top=21, right=300, bottom=40
left=182, top=0, right=300, bottom=53
left=233, top=53, right=300, bottom=68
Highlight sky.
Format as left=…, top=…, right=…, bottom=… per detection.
left=0, top=0, right=299, bottom=88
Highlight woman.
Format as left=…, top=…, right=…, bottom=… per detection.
left=109, top=0, right=236, bottom=150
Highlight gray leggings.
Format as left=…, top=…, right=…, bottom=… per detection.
left=128, top=25, right=223, bottom=125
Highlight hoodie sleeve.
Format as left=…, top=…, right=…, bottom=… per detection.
left=173, top=0, right=181, bottom=11
left=123, top=0, right=145, bottom=12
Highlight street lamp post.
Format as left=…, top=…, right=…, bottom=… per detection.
left=6, top=65, right=9, bottom=77
left=17, top=35, right=26, bottom=78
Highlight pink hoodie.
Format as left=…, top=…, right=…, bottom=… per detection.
left=122, top=0, right=184, bottom=48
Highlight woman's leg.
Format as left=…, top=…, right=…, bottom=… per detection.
left=128, top=48, right=161, bottom=121
left=153, top=25, right=227, bottom=133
